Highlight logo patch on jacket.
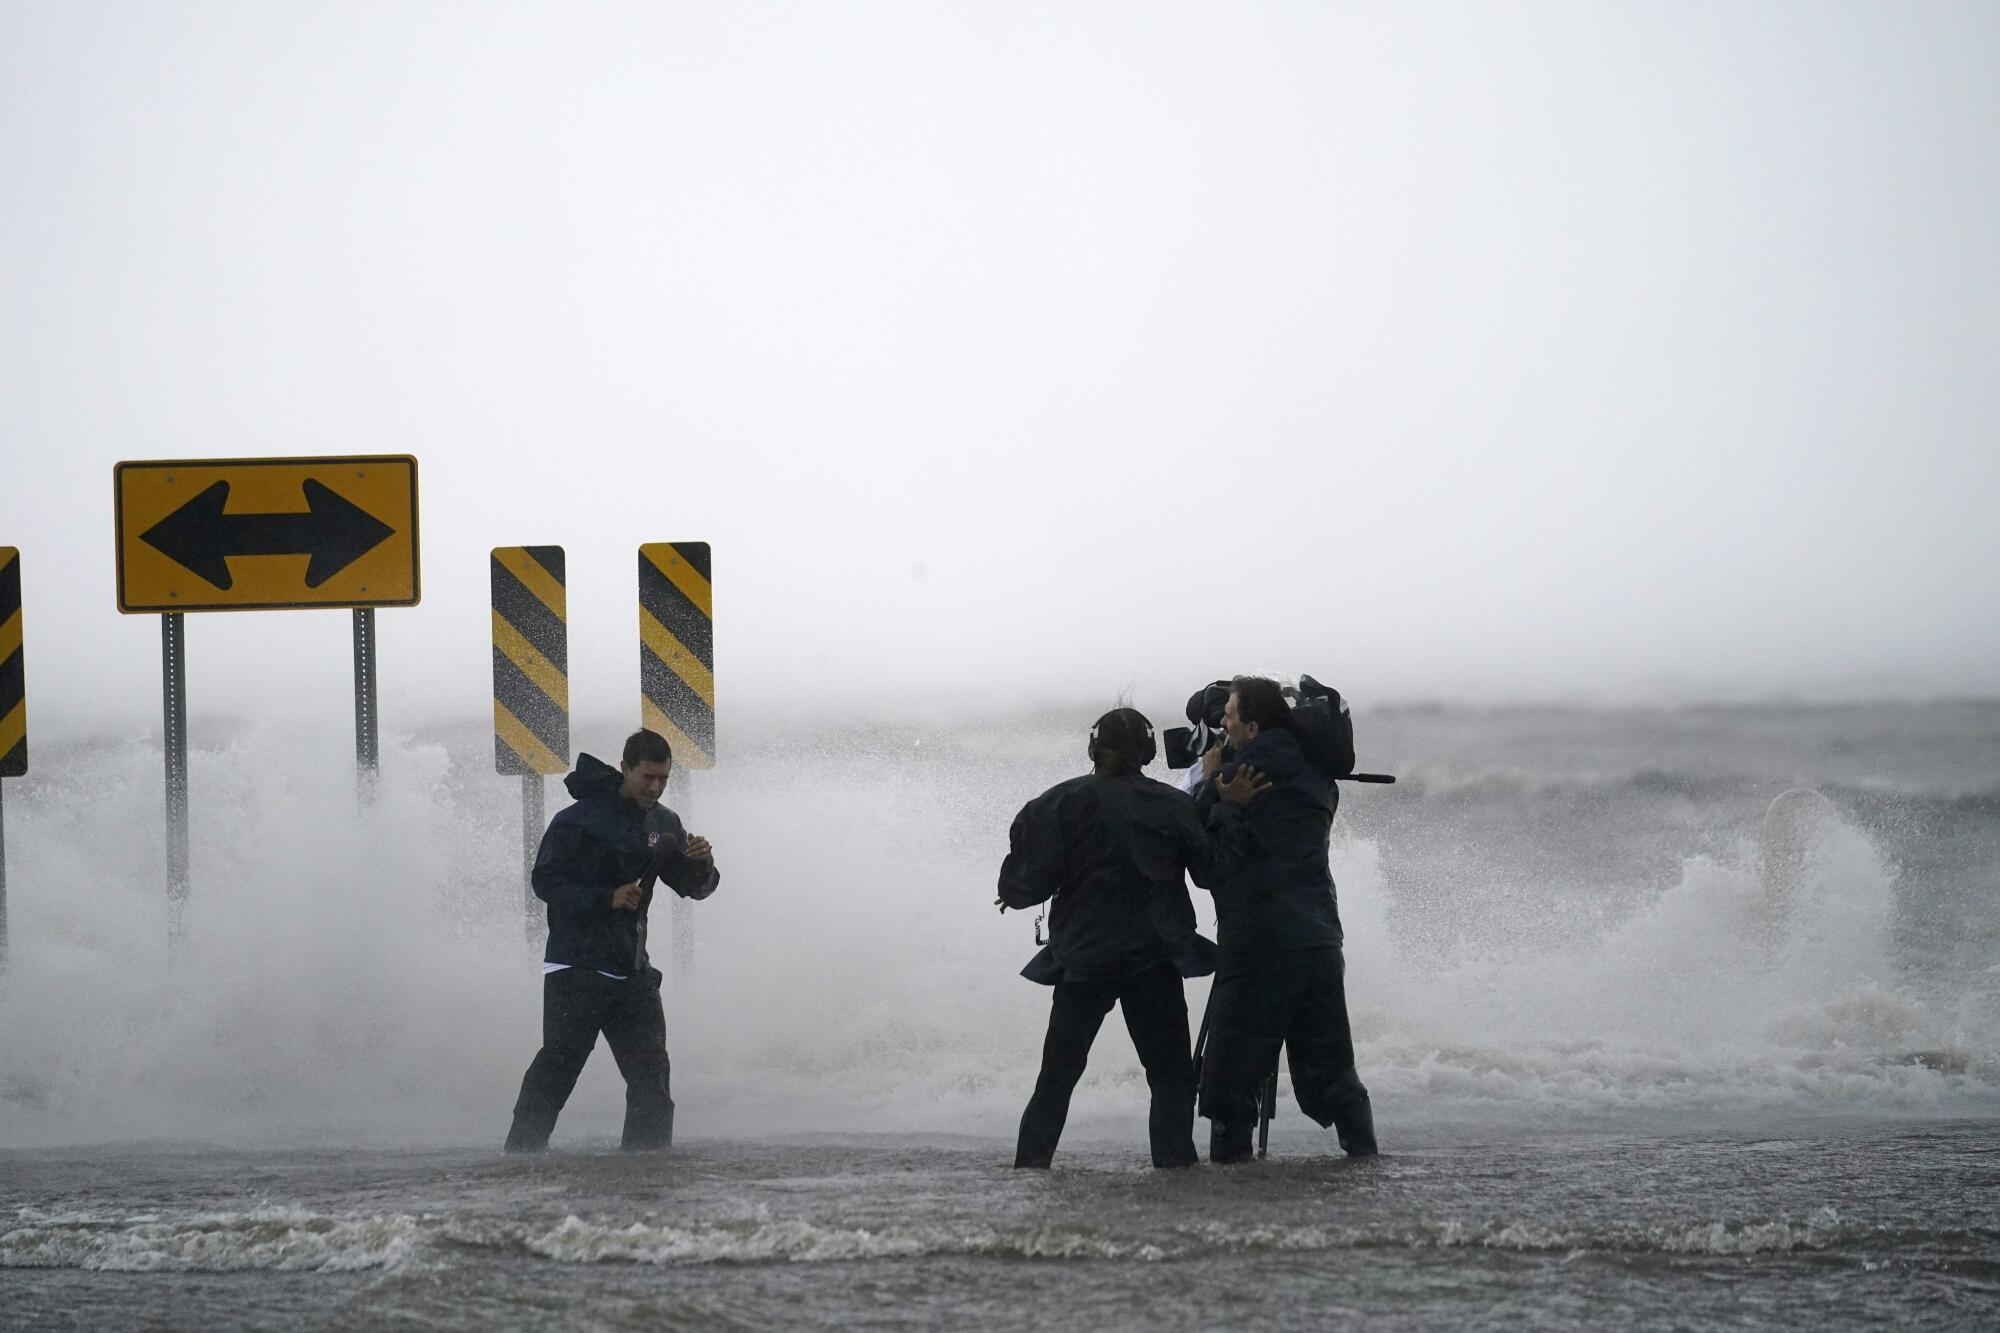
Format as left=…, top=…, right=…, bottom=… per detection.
left=647, top=832, right=662, bottom=847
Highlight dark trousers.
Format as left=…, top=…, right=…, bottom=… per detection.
left=1015, top=962, right=1198, bottom=1169
left=1198, top=946, right=1375, bottom=1161
left=505, top=967, right=674, bottom=1152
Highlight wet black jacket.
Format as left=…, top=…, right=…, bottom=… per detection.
left=533, top=753, right=720, bottom=976
left=1196, top=727, right=1343, bottom=956
left=998, top=771, right=1245, bottom=982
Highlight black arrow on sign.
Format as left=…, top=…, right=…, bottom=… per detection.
left=139, top=479, right=396, bottom=591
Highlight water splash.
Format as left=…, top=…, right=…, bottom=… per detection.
left=0, top=717, right=1993, bottom=1148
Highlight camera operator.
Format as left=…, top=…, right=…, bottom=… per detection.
left=998, top=708, right=1267, bottom=1169
left=1196, top=677, right=1377, bottom=1162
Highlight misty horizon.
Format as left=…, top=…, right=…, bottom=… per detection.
left=4, top=1, right=1997, bottom=741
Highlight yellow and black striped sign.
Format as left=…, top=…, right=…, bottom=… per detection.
left=491, top=546, right=569, bottom=776
left=638, top=543, right=713, bottom=769
left=0, top=548, right=22, bottom=777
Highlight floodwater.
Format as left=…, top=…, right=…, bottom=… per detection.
left=6, top=1124, right=1997, bottom=1331
left=2, top=702, right=1997, bottom=1328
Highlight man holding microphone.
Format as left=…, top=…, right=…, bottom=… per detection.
left=504, top=729, right=719, bottom=1154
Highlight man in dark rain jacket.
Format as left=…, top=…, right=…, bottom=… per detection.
left=999, top=708, right=1266, bottom=1168
left=1195, top=676, right=1377, bottom=1162
left=504, top=729, right=719, bottom=1153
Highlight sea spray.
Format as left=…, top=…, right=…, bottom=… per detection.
left=0, top=708, right=1994, bottom=1148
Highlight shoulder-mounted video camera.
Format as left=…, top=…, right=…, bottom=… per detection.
left=1162, top=680, right=1233, bottom=770
left=1162, top=674, right=1360, bottom=780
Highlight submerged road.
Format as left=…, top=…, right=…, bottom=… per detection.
left=4, top=1121, right=1997, bottom=1331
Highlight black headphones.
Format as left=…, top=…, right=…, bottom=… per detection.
left=1087, top=709, right=1157, bottom=768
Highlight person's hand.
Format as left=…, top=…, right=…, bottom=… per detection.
left=1217, top=765, right=1271, bottom=806
left=611, top=881, right=643, bottom=911
left=1200, top=742, right=1226, bottom=779
left=685, top=835, right=712, bottom=862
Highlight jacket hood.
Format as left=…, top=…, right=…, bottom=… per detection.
left=564, top=752, right=624, bottom=802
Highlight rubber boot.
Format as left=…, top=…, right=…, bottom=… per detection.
left=1209, top=1120, right=1255, bottom=1165
left=1333, top=1090, right=1377, bottom=1157
left=502, top=1126, right=548, bottom=1154
left=621, top=1098, right=674, bottom=1152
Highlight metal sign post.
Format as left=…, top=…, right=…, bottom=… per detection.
left=0, top=547, right=22, bottom=967
left=0, top=779, right=8, bottom=967
left=162, top=611, right=189, bottom=947
left=520, top=774, right=545, bottom=936
left=639, top=543, right=713, bottom=976
left=354, top=608, right=379, bottom=797
left=491, top=546, right=570, bottom=939
left=114, top=457, right=421, bottom=937
left=667, top=765, right=695, bottom=973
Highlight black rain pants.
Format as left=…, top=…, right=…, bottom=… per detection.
left=505, top=966, right=674, bottom=1152
left=1198, top=945, right=1375, bottom=1161
left=1015, top=961, right=1198, bottom=1169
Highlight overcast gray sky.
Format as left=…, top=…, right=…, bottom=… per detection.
left=3, top=1, right=1996, bottom=740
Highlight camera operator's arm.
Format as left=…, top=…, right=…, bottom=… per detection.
left=997, top=794, right=1064, bottom=910
left=1182, top=766, right=1267, bottom=888
left=1201, top=743, right=1227, bottom=781
left=1190, top=742, right=1228, bottom=814
left=532, top=819, right=619, bottom=913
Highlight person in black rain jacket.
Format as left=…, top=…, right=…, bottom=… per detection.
left=998, top=708, right=1266, bottom=1168
left=1194, top=676, right=1376, bottom=1161
left=504, top=729, right=719, bottom=1153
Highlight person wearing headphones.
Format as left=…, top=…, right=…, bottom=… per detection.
left=998, top=707, right=1267, bottom=1169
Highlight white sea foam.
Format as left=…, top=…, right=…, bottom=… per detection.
left=518, top=1214, right=1169, bottom=1264
left=0, top=1205, right=426, bottom=1272
left=508, top=1212, right=1857, bottom=1265
left=1, top=1209, right=1855, bottom=1271
left=0, top=1198, right=1958, bottom=1270
left=1178, top=1208, right=1848, bottom=1257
